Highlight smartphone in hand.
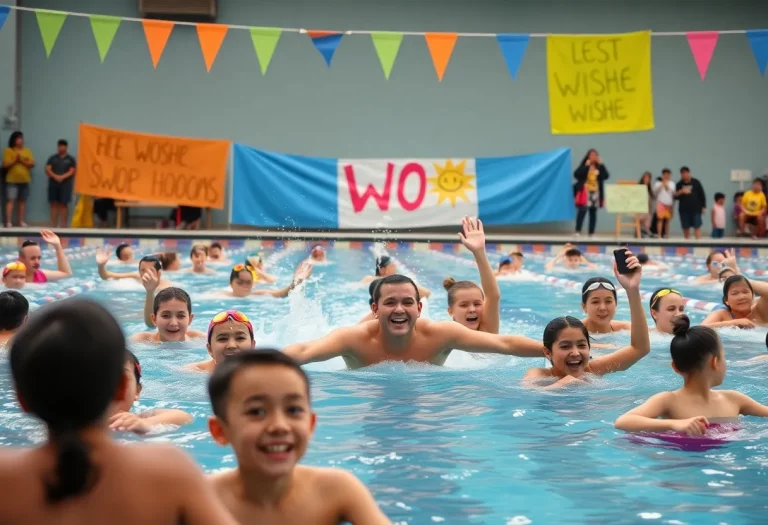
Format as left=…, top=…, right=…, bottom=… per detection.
left=614, top=248, right=634, bottom=275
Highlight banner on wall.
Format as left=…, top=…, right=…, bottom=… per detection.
left=546, top=31, right=655, bottom=135
left=231, top=145, right=574, bottom=229
left=75, top=123, right=230, bottom=208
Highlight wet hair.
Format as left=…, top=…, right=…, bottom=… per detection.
left=158, top=252, right=178, bottom=270
left=581, top=277, right=617, bottom=303
left=443, top=277, right=483, bottom=306
left=368, top=279, right=379, bottom=305
left=8, top=131, right=23, bottom=148
left=125, top=350, right=141, bottom=386
left=714, top=192, right=725, bottom=202
left=372, top=274, right=420, bottom=304
left=19, top=240, right=39, bottom=256
left=115, top=243, right=130, bottom=260
left=375, top=255, right=392, bottom=276
left=670, top=315, right=721, bottom=373
left=138, top=255, right=161, bottom=272
left=636, top=253, right=649, bottom=264
left=722, top=275, right=753, bottom=308
left=208, top=349, right=310, bottom=421
left=564, top=248, right=582, bottom=258
left=543, top=316, right=590, bottom=351
left=57, top=139, right=68, bottom=147
left=9, top=298, right=125, bottom=504
left=229, top=266, right=253, bottom=284
left=189, top=244, right=208, bottom=258
left=210, top=242, right=222, bottom=251
left=705, top=251, right=725, bottom=267
left=0, top=291, right=29, bottom=331
left=152, top=287, right=192, bottom=315
left=510, top=251, right=524, bottom=259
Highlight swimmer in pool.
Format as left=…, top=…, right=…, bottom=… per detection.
left=2, top=262, right=26, bottom=289
left=636, top=252, right=669, bottom=271
left=17, top=230, right=73, bottom=283
left=0, top=298, right=237, bottom=525
left=718, top=266, right=736, bottom=282
left=108, top=351, right=193, bottom=434
left=443, top=216, right=500, bottom=333
left=224, top=261, right=312, bottom=298
left=545, top=243, right=597, bottom=271
left=0, top=291, right=28, bottom=345
left=284, top=274, right=544, bottom=369
left=702, top=275, right=768, bottom=328
left=694, top=249, right=739, bottom=283
left=185, top=244, right=216, bottom=274
left=132, top=286, right=206, bottom=342
left=361, top=255, right=431, bottom=298
left=615, top=315, right=768, bottom=436
left=580, top=275, right=633, bottom=334
left=186, top=310, right=256, bottom=372
left=309, top=244, right=328, bottom=262
left=97, top=252, right=174, bottom=289
left=649, top=288, right=685, bottom=334
left=208, top=242, right=233, bottom=264
left=208, top=350, right=391, bottom=525
left=158, top=252, right=182, bottom=272
left=496, top=256, right=517, bottom=276
left=115, top=243, right=135, bottom=263
left=522, top=256, right=650, bottom=388
left=245, top=253, right=277, bottom=283
left=748, top=332, right=768, bottom=362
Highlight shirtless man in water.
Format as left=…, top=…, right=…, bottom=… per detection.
left=284, top=274, right=543, bottom=368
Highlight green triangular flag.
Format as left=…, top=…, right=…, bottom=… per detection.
left=90, top=15, right=122, bottom=63
left=249, top=27, right=281, bottom=75
left=35, top=10, right=68, bottom=58
left=371, top=32, right=403, bottom=79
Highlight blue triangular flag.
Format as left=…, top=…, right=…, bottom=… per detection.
left=747, top=30, right=768, bottom=76
left=496, top=34, right=529, bottom=80
left=308, top=31, right=343, bottom=67
left=0, top=5, right=10, bottom=33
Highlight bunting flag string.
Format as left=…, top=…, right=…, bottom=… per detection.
left=1, top=5, right=767, bottom=80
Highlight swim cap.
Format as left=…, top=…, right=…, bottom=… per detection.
left=115, top=243, right=130, bottom=260
left=207, top=310, right=255, bottom=343
left=636, top=253, right=649, bottom=264
left=499, top=257, right=512, bottom=266
left=375, top=255, right=392, bottom=275
left=2, top=261, right=25, bottom=277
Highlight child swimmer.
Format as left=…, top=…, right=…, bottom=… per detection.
left=207, top=350, right=391, bottom=524
left=186, top=311, right=256, bottom=373
left=132, top=287, right=206, bottom=342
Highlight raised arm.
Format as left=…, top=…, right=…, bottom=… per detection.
left=96, top=247, right=139, bottom=281
left=254, top=261, right=312, bottom=298
left=436, top=321, right=543, bottom=358
left=251, top=262, right=277, bottom=283
left=141, top=267, right=161, bottom=328
left=283, top=326, right=359, bottom=365
left=590, top=255, right=650, bottom=375
left=39, top=230, right=72, bottom=280
left=458, top=216, right=500, bottom=333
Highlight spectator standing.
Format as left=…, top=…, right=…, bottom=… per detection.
left=738, top=179, right=767, bottom=238
left=637, top=172, right=654, bottom=237
left=1, top=131, right=34, bottom=227
left=653, top=169, right=675, bottom=239
left=674, top=166, right=706, bottom=239
left=45, top=139, right=76, bottom=228
left=711, top=192, right=726, bottom=239
left=573, top=148, right=609, bottom=238
left=733, top=192, right=744, bottom=232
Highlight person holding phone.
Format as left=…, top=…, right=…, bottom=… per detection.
left=573, top=149, right=610, bottom=238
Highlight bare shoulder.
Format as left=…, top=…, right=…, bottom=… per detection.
left=523, top=367, right=552, bottom=379
left=207, top=468, right=238, bottom=492
left=130, top=332, right=154, bottom=342
left=298, top=466, right=366, bottom=497
left=612, top=320, right=632, bottom=331
left=417, top=318, right=452, bottom=335
left=126, top=443, right=205, bottom=481
left=187, top=329, right=207, bottom=339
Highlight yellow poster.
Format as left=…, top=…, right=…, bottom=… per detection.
left=547, top=31, right=654, bottom=135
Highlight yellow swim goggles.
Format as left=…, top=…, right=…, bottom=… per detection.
left=650, top=288, right=682, bottom=309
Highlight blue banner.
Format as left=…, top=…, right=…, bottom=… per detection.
left=232, top=144, right=574, bottom=229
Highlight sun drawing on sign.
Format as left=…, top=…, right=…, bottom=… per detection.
left=427, top=160, right=476, bottom=206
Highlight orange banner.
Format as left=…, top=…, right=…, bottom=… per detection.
left=75, top=123, right=229, bottom=209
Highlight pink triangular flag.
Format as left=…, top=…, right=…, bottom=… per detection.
left=686, top=31, right=719, bottom=80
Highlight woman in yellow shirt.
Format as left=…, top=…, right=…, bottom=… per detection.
left=2, top=131, right=35, bottom=227
left=738, top=179, right=767, bottom=238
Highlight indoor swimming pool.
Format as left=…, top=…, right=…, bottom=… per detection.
left=1, top=240, right=767, bottom=524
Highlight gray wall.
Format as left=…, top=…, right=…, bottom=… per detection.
left=14, top=0, right=768, bottom=232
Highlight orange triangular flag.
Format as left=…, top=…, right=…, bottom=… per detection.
left=142, top=20, right=174, bottom=69
left=196, top=23, right=229, bottom=72
left=425, top=32, right=458, bottom=81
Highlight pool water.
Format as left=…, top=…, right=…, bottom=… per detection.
left=1, top=242, right=768, bottom=525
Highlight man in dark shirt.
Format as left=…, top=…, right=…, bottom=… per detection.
left=675, top=166, right=706, bottom=239
left=45, top=139, right=76, bottom=228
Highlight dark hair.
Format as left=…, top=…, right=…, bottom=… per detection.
left=680, top=166, right=690, bottom=174
left=753, top=179, right=765, bottom=191
left=125, top=350, right=141, bottom=386
left=499, top=256, right=512, bottom=268
left=115, top=243, right=130, bottom=261
left=661, top=168, right=671, bottom=175
left=735, top=191, right=744, bottom=201
left=0, top=291, right=29, bottom=330
left=10, top=299, right=125, bottom=504
left=153, top=287, right=192, bottom=315
left=639, top=171, right=653, bottom=197
left=443, top=277, right=482, bottom=306
left=57, top=139, right=68, bottom=147
left=210, top=242, right=222, bottom=250
left=714, top=192, right=725, bottom=201
left=705, top=251, right=725, bottom=267
left=372, top=274, right=420, bottom=304
left=138, top=255, right=161, bottom=272
left=229, top=266, right=253, bottom=284
left=581, top=277, right=617, bottom=303
left=158, top=252, right=178, bottom=270
left=375, top=255, right=392, bottom=276
left=368, top=279, right=379, bottom=305
left=564, top=248, right=582, bottom=258
left=636, top=253, right=649, bottom=264
left=190, top=244, right=208, bottom=258
left=722, top=275, right=753, bottom=308
left=19, top=240, right=39, bottom=256
left=543, top=316, right=590, bottom=351
left=208, top=349, right=310, bottom=420
left=510, top=251, right=524, bottom=258
left=8, top=131, right=23, bottom=148
left=579, top=149, right=597, bottom=165
left=670, top=315, right=721, bottom=373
